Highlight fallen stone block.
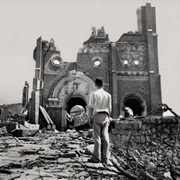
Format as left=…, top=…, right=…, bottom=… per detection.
left=24, top=121, right=39, bottom=130
left=17, top=137, right=34, bottom=141
left=67, top=144, right=80, bottom=149
left=57, top=158, right=74, bottom=164
left=72, top=112, right=89, bottom=128
left=9, top=162, right=23, bottom=168
left=59, top=152, right=77, bottom=158
left=0, top=168, right=12, bottom=174
left=55, top=172, right=72, bottom=178
left=45, top=164, right=66, bottom=171
left=20, top=149, right=39, bottom=155
left=85, top=144, right=94, bottom=155
left=60, top=148, right=72, bottom=153
left=88, top=168, right=118, bottom=176
left=39, top=155, right=59, bottom=160
left=15, top=123, right=29, bottom=130
left=85, top=162, right=104, bottom=169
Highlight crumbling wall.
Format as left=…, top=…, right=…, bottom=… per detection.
left=110, top=116, right=180, bottom=150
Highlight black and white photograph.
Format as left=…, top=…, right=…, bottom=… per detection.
left=0, top=0, right=180, bottom=179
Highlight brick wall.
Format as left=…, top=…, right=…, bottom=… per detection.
left=110, top=116, right=180, bottom=150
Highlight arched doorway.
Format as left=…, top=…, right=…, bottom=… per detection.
left=48, top=71, right=96, bottom=130
left=120, top=93, right=147, bottom=117
left=124, top=97, right=143, bottom=116
left=67, top=97, right=86, bottom=114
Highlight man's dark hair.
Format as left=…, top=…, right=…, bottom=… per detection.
left=95, top=78, right=103, bottom=88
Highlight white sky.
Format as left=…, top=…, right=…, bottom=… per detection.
left=0, top=0, right=180, bottom=115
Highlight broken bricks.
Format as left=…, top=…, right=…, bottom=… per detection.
left=39, top=155, right=59, bottom=160
left=59, top=152, right=77, bottom=158
left=0, top=129, right=122, bottom=179
left=20, top=148, right=39, bottom=155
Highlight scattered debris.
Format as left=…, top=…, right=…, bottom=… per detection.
left=0, top=112, right=179, bottom=179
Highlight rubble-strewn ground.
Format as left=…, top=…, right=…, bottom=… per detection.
left=1, top=121, right=180, bottom=180
left=0, top=130, right=122, bottom=180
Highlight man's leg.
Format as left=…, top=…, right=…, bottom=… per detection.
left=101, top=116, right=110, bottom=163
left=92, top=115, right=101, bottom=161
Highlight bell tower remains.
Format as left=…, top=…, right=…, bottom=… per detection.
left=114, top=3, right=161, bottom=117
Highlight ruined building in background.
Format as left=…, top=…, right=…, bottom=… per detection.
left=22, top=81, right=29, bottom=107
left=29, top=3, right=162, bottom=130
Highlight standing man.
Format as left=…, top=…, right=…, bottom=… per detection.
left=88, top=78, right=112, bottom=164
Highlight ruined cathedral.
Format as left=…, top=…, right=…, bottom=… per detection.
left=29, top=3, right=162, bottom=130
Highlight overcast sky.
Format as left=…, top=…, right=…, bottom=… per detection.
left=0, top=0, right=180, bottom=115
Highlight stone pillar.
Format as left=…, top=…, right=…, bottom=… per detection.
left=111, top=43, right=119, bottom=118
left=22, top=81, right=29, bottom=107
left=31, top=37, right=44, bottom=124
left=147, top=30, right=162, bottom=115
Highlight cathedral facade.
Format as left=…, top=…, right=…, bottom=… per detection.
left=30, top=3, right=162, bottom=130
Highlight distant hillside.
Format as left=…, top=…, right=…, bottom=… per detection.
left=1, top=103, right=23, bottom=114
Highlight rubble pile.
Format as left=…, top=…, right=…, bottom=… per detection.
left=0, top=108, right=26, bottom=134
left=0, top=116, right=180, bottom=179
left=0, top=130, right=121, bottom=180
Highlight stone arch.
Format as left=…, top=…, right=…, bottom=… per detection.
left=120, top=93, right=147, bottom=117
left=48, top=72, right=69, bottom=98
left=63, top=91, right=88, bottom=111
left=64, top=92, right=88, bottom=106
left=48, top=70, right=96, bottom=107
